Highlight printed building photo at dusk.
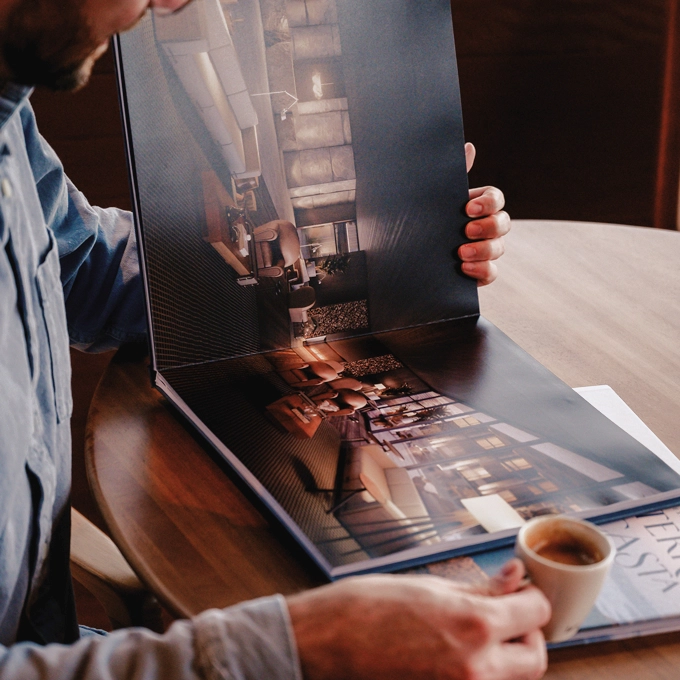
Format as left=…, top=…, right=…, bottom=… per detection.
left=159, top=321, right=680, bottom=574
left=258, top=335, right=671, bottom=562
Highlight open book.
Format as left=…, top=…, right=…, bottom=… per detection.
left=114, top=0, right=680, bottom=578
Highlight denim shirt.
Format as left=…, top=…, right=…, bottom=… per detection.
left=0, top=85, right=301, bottom=680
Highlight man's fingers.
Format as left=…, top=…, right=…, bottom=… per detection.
left=465, top=142, right=477, bottom=173
left=485, top=559, right=527, bottom=596
left=464, top=559, right=525, bottom=597
left=494, top=629, right=549, bottom=680
left=459, top=237, right=505, bottom=264
left=487, top=586, right=552, bottom=642
left=467, top=185, right=505, bottom=217
left=461, top=261, right=498, bottom=286
left=466, top=211, right=511, bottom=240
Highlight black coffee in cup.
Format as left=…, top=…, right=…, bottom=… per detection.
left=528, top=524, right=604, bottom=566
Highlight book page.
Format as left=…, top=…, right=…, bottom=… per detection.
left=118, top=0, right=476, bottom=370
left=116, top=0, right=680, bottom=577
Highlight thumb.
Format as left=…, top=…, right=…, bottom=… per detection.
left=484, top=558, right=527, bottom=596
left=465, top=142, right=476, bottom=173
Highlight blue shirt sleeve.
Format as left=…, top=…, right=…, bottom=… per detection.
left=0, top=596, right=303, bottom=680
left=21, top=100, right=147, bottom=352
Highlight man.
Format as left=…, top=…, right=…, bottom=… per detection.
left=0, top=0, right=549, bottom=678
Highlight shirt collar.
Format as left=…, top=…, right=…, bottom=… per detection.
left=0, top=82, right=33, bottom=133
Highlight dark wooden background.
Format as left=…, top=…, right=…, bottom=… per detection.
left=452, top=0, right=679, bottom=229
left=27, top=0, right=680, bottom=626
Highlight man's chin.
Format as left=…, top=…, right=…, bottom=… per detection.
left=2, top=53, right=90, bottom=91
left=2, top=36, right=109, bottom=91
left=65, top=56, right=98, bottom=91
left=52, top=42, right=109, bottom=91
left=39, top=49, right=103, bottom=91
left=38, top=63, right=90, bottom=91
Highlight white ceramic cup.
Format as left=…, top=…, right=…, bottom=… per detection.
left=515, top=516, right=615, bottom=643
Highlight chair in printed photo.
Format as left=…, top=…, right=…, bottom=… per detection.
left=278, top=360, right=343, bottom=388
left=287, top=285, right=317, bottom=323
left=312, top=388, right=368, bottom=417
left=253, top=220, right=302, bottom=279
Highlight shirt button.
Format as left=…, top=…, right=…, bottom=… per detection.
left=1, top=178, right=12, bottom=198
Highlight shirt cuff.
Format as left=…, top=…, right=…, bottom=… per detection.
left=192, top=595, right=303, bottom=680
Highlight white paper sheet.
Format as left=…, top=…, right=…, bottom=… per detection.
left=575, top=385, right=680, bottom=475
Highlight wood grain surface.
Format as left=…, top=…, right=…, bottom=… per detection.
left=480, top=220, right=680, bottom=456
left=86, top=360, right=325, bottom=620
left=87, top=219, right=680, bottom=676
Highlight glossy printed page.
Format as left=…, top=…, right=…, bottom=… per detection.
left=117, top=0, right=680, bottom=579
left=117, top=0, right=476, bottom=370
left=159, top=318, right=680, bottom=577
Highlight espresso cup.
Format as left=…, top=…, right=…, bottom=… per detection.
left=515, top=516, right=615, bottom=643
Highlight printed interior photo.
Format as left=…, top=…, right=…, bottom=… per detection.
left=159, top=0, right=371, bottom=346
left=161, top=319, right=680, bottom=574
left=118, top=0, right=474, bottom=367
left=265, top=336, right=661, bottom=560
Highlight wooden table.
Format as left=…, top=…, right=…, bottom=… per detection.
left=87, top=220, right=680, bottom=678
left=479, top=220, right=680, bottom=457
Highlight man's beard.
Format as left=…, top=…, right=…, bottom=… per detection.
left=0, top=0, right=101, bottom=91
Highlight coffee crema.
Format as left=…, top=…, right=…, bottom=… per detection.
left=528, top=526, right=604, bottom=566
left=533, top=539, right=603, bottom=566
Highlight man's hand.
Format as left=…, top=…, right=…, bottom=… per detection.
left=460, top=142, right=511, bottom=286
left=287, top=558, right=551, bottom=680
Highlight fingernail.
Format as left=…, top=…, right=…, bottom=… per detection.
left=499, top=561, right=516, bottom=579
left=467, top=223, right=482, bottom=238
left=460, top=245, right=476, bottom=260
left=467, top=201, right=483, bottom=216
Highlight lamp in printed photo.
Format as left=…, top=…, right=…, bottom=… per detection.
left=311, top=73, right=335, bottom=100
left=251, top=90, right=298, bottom=121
